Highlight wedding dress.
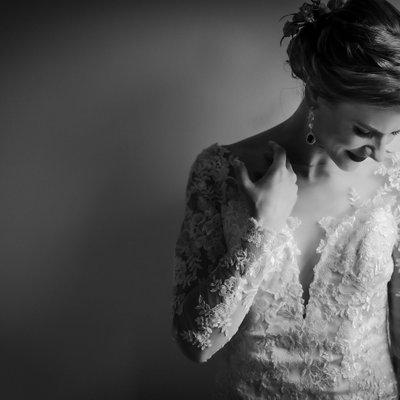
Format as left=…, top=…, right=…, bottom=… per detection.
left=172, top=143, right=400, bottom=399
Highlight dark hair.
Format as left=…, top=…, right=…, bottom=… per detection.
left=285, top=0, right=400, bottom=107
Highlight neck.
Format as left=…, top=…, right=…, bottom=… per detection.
left=267, top=99, right=344, bottom=181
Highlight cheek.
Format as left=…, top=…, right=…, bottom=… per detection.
left=387, top=135, right=396, bottom=144
left=323, top=128, right=356, bottom=147
left=317, top=115, right=357, bottom=147
left=320, top=119, right=349, bottom=143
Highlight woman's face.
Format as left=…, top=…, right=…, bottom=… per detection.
left=314, top=100, right=400, bottom=171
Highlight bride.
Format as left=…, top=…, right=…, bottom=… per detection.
left=172, top=0, right=400, bottom=398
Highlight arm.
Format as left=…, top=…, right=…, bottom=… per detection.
left=389, top=245, right=400, bottom=384
left=172, top=142, right=297, bottom=363
left=172, top=149, right=278, bottom=363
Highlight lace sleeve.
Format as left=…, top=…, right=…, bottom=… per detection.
left=389, top=243, right=400, bottom=384
left=172, top=146, right=278, bottom=362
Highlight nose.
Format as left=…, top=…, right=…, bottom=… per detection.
left=370, top=137, right=387, bottom=162
left=372, top=146, right=386, bottom=162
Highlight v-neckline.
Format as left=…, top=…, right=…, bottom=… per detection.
left=283, top=213, right=356, bottom=320
left=280, top=173, right=392, bottom=320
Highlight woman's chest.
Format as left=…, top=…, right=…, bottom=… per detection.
left=289, top=182, right=354, bottom=271
left=289, top=173, right=385, bottom=266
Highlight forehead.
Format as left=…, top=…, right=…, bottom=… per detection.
left=326, top=101, right=400, bottom=131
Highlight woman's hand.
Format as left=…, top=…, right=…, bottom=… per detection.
left=233, top=141, right=298, bottom=232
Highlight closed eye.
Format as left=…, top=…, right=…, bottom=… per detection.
left=353, top=126, right=400, bottom=137
left=353, top=126, right=373, bottom=138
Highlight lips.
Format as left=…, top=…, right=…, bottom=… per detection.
left=346, top=151, right=367, bottom=162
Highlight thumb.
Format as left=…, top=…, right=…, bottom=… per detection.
left=268, top=140, right=286, bottom=170
left=233, top=159, right=253, bottom=190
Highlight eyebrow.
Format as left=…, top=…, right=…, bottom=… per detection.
left=355, top=120, right=400, bottom=135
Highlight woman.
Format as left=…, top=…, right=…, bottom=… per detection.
left=172, top=0, right=400, bottom=398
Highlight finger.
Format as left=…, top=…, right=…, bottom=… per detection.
left=232, top=159, right=253, bottom=190
left=286, top=157, right=293, bottom=171
left=285, top=162, right=297, bottom=183
left=269, top=141, right=287, bottom=170
left=286, top=159, right=296, bottom=176
left=278, top=152, right=298, bottom=181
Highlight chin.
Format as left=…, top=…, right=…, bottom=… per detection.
left=332, top=153, right=361, bottom=172
left=339, top=162, right=360, bottom=172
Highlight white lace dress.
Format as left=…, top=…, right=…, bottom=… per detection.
left=172, top=143, right=400, bottom=399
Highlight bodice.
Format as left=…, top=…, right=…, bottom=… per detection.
left=173, top=143, right=400, bottom=399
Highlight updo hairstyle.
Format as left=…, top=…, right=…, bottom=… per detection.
left=285, top=0, right=400, bottom=107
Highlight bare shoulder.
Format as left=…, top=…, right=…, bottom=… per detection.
left=223, top=132, right=265, bottom=156
left=222, top=131, right=273, bottom=181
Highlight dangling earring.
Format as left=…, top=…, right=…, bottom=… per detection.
left=306, top=107, right=316, bottom=145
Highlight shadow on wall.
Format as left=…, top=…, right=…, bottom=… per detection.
left=0, top=1, right=301, bottom=399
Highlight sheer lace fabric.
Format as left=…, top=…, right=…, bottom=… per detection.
left=173, top=143, right=400, bottom=399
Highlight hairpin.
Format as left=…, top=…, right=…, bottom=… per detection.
left=280, top=0, right=346, bottom=45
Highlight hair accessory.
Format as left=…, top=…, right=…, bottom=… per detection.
left=306, top=107, right=316, bottom=145
left=280, top=0, right=346, bottom=45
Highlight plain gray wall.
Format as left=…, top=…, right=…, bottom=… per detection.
left=3, top=1, right=399, bottom=399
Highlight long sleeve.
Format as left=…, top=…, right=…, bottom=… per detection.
left=389, top=244, right=400, bottom=385
left=172, top=146, right=278, bottom=362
